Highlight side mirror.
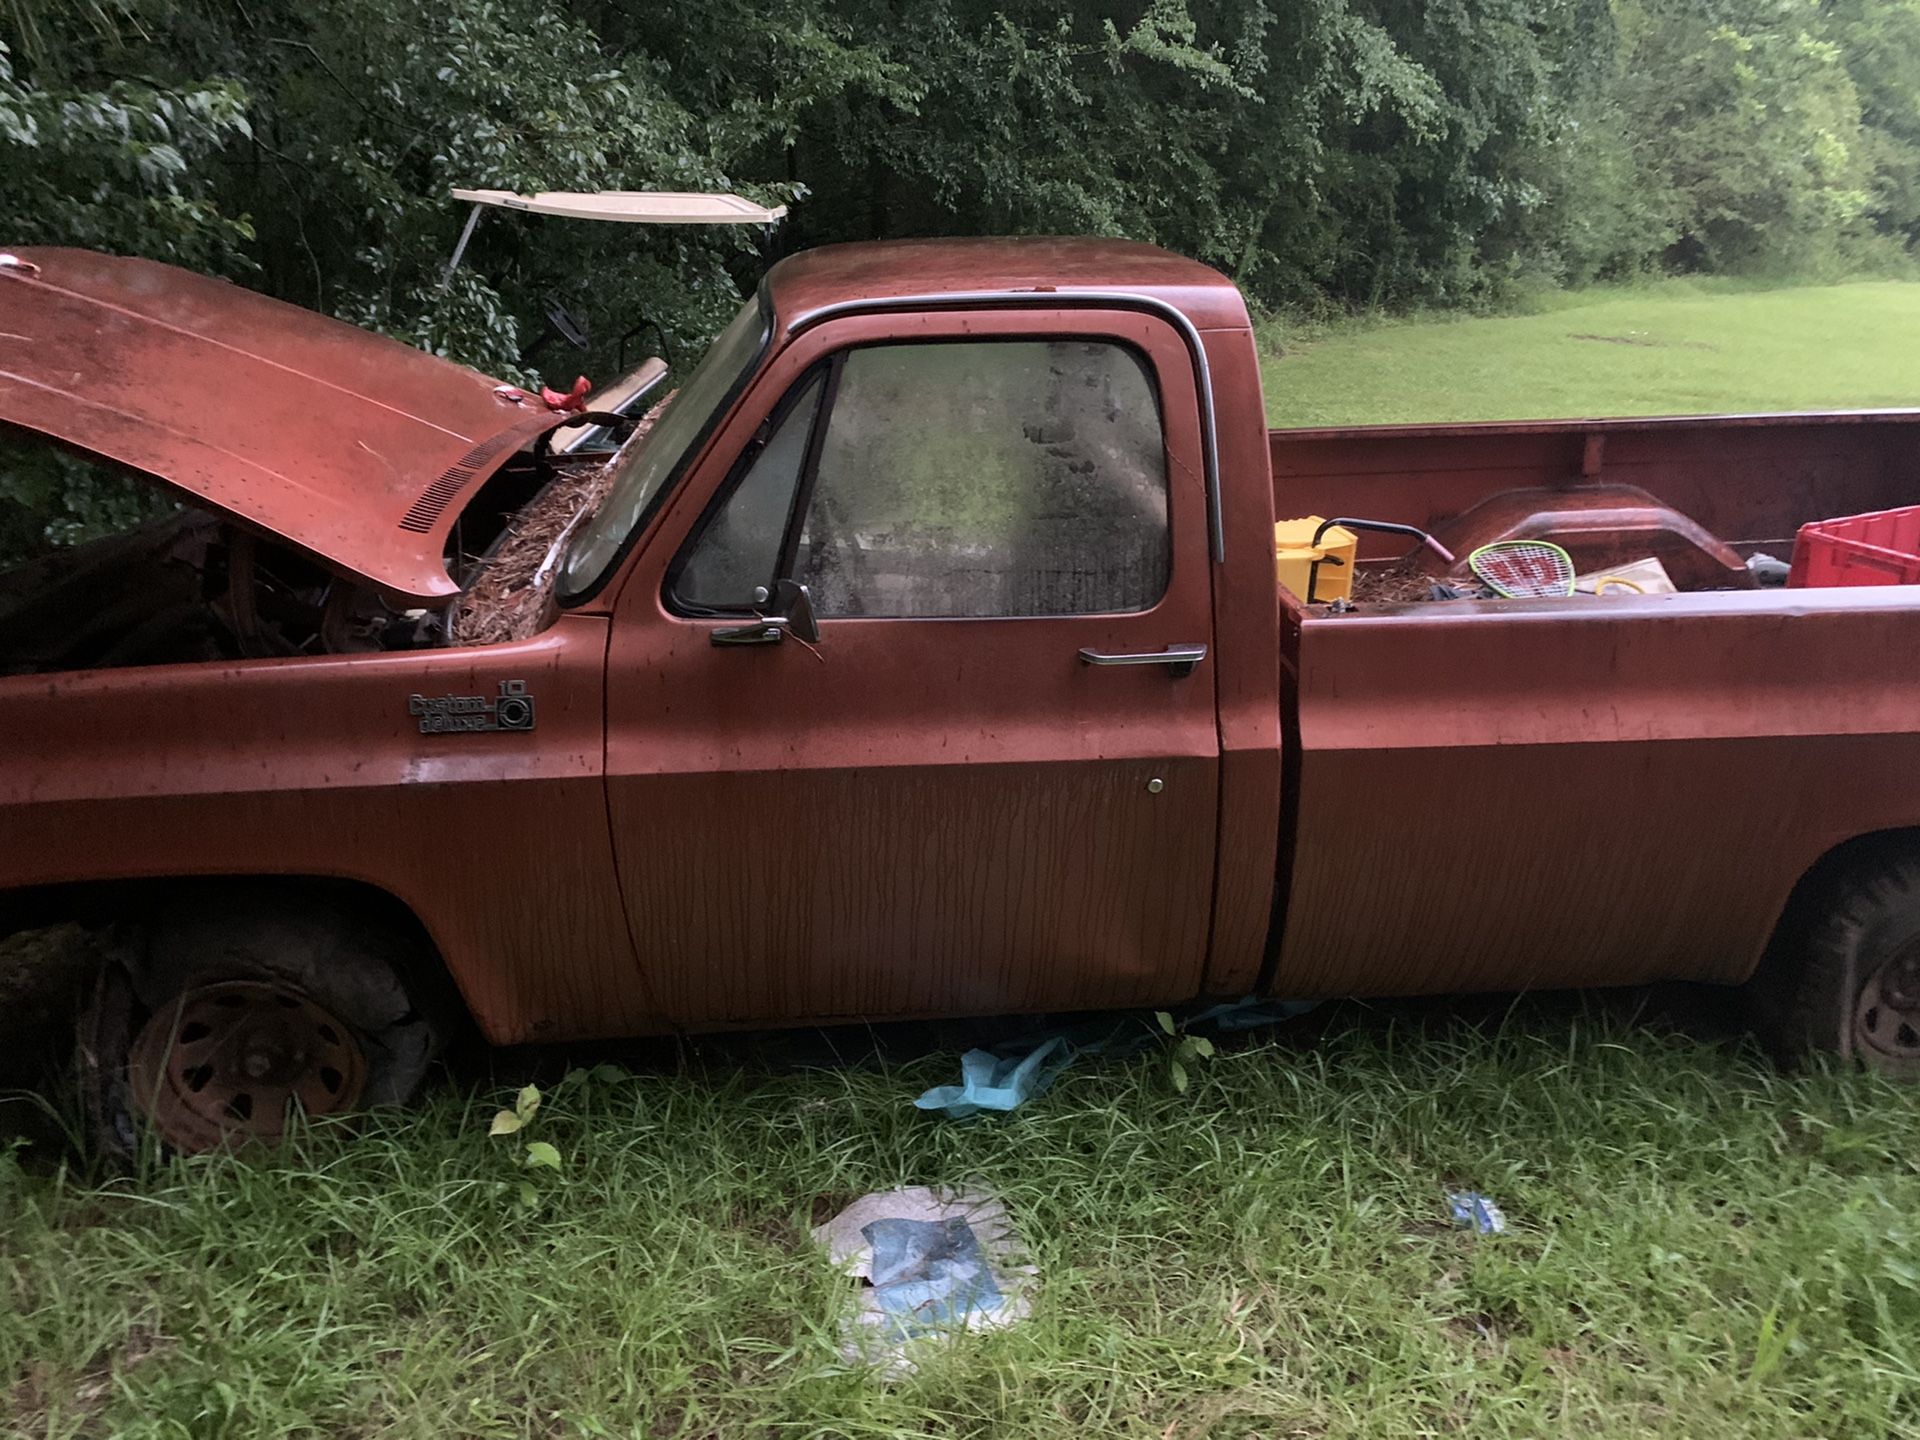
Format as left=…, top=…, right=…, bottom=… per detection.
left=710, top=578, right=820, bottom=647
left=766, top=578, right=819, bottom=643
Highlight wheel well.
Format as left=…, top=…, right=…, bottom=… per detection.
left=0, top=875, right=474, bottom=1043
left=1759, top=828, right=1920, bottom=981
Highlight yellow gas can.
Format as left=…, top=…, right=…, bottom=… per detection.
left=1274, top=516, right=1357, bottom=602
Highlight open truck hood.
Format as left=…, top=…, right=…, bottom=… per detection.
left=0, top=248, right=568, bottom=605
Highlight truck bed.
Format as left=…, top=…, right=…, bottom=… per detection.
left=1266, top=410, right=1920, bottom=1001
left=1270, top=408, right=1920, bottom=566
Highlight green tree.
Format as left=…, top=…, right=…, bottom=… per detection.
left=1616, top=0, right=1873, bottom=272
left=1824, top=0, right=1920, bottom=249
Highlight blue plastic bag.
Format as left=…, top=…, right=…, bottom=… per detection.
left=913, top=1036, right=1074, bottom=1119
left=1447, top=1191, right=1508, bottom=1234
left=862, top=1216, right=1005, bottom=1337
left=913, top=997, right=1318, bottom=1119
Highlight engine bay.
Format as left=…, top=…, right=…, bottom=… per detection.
left=0, top=450, right=611, bottom=677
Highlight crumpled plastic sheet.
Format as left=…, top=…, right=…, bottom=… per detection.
left=812, top=1186, right=1036, bottom=1372
left=915, top=995, right=1318, bottom=1119
left=912, top=1037, right=1076, bottom=1121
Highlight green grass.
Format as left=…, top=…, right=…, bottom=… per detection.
left=1263, top=278, right=1920, bottom=426
left=6, top=999, right=1920, bottom=1438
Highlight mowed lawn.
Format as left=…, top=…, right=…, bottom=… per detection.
left=1263, top=278, right=1920, bottom=426
left=9, top=283, right=1920, bottom=1439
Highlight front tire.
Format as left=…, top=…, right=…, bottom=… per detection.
left=107, top=886, right=444, bottom=1152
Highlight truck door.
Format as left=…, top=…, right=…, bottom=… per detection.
left=601, top=307, right=1220, bottom=1026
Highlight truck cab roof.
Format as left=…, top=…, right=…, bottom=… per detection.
left=761, top=237, right=1252, bottom=337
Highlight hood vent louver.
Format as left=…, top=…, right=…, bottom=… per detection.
left=398, top=416, right=558, bottom=534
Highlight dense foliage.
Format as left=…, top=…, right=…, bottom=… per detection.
left=4, top=0, right=1920, bottom=555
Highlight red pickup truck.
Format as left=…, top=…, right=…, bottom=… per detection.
left=5, top=240, right=1920, bottom=1152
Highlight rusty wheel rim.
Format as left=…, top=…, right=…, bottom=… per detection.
left=128, top=980, right=366, bottom=1152
left=1854, top=944, right=1920, bottom=1067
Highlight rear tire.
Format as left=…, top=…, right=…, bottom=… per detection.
left=1751, top=849, right=1920, bottom=1079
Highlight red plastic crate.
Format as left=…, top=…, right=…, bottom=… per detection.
left=1789, top=504, right=1920, bottom=587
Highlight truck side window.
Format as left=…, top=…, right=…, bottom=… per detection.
left=670, top=339, right=1168, bottom=618
left=675, top=373, right=824, bottom=610
left=801, top=340, right=1168, bottom=617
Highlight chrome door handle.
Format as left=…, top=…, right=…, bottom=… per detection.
left=1078, top=642, right=1207, bottom=678
left=710, top=621, right=785, bottom=646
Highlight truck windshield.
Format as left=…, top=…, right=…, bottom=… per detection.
left=561, top=296, right=770, bottom=600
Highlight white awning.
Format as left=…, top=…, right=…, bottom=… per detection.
left=450, top=189, right=787, bottom=225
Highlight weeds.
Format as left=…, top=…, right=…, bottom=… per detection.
left=4, top=994, right=1919, bottom=1437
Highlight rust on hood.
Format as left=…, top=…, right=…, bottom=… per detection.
left=0, top=248, right=567, bottom=604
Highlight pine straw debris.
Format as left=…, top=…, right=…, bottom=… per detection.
left=449, top=461, right=616, bottom=645
left=449, top=394, right=672, bottom=646
left=1348, top=562, right=1463, bottom=605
